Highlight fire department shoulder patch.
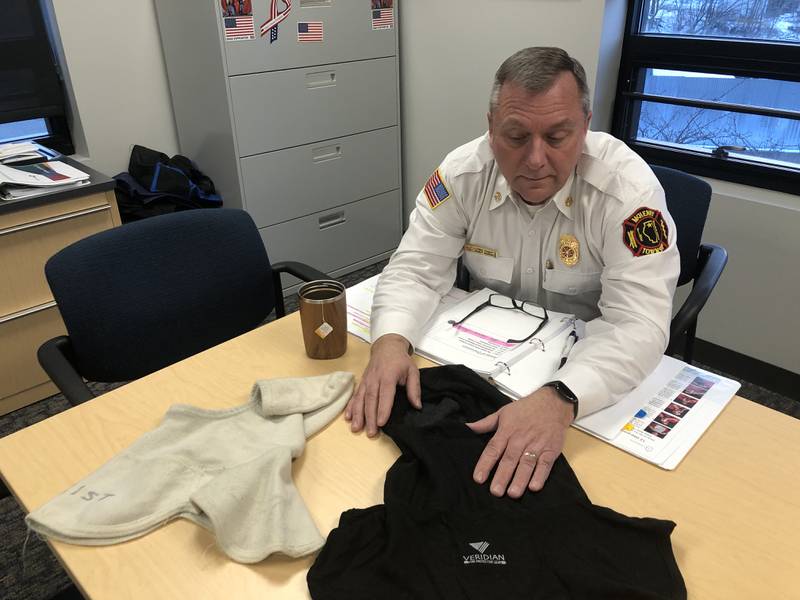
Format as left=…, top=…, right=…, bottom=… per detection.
left=622, top=207, right=670, bottom=257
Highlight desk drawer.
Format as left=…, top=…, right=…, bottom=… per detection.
left=0, top=203, right=116, bottom=317
left=259, top=190, right=400, bottom=275
left=230, top=57, right=398, bottom=156
left=241, top=127, right=399, bottom=227
left=225, top=2, right=396, bottom=76
left=0, top=303, right=65, bottom=401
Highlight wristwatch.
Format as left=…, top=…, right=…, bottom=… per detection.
left=544, top=380, right=579, bottom=419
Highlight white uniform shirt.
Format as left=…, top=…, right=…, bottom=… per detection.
left=371, top=131, right=680, bottom=418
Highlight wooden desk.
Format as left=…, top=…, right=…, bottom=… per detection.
left=1, top=314, right=799, bottom=599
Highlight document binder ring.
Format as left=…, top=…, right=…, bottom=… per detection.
left=487, top=319, right=576, bottom=382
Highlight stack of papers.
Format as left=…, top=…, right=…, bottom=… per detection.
left=0, top=160, right=89, bottom=188
left=0, top=141, right=61, bottom=165
left=345, top=275, right=740, bottom=470
left=0, top=160, right=92, bottom=203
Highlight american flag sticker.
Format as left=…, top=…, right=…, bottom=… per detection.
left=223, top=16, right=255, bottom=41
left=297, top=21, right=323, bottom=42
left=423, top=169, right=450, bottom=210
left=371, top=8, right=393, bottom=30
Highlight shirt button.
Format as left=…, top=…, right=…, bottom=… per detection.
left=526, top=268, right=533, bottom=274
left=528, top=231, right=534, bottom=236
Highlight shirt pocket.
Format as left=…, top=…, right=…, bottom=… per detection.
left=542, top=269, right=602, bottom=296
left=542, top=269, right=602, bottom=321
left=464, top=252, right=514, bottom=284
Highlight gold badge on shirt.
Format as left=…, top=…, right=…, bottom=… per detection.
left=559, top=234, right=580, bottom=267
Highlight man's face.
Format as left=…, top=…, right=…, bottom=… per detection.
left=488, top=73, right=590, bottom=205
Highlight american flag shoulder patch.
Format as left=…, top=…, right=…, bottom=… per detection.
left=423, top=169, right=451, bottom=210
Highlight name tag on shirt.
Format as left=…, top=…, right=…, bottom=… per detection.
left=464, top=243, right=498, bottom=258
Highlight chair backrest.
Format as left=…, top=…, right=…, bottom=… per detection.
left=45, top=208, right=275, bottom=382
left=650, top=165, right=713, bottom=287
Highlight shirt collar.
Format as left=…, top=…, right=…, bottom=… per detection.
left=490, top=170, right=576, bottom=220
left=551, top=171, right=576, bottom=220
left=489, top=172, right=514, bottom=210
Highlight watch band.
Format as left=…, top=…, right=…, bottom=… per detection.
left=544, top=380, right=579, bottom=419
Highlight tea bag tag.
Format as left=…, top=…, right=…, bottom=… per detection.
left=315, top=322, right=334, bottom=339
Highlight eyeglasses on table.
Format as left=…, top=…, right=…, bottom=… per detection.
left=448, top=293, right=549, bottom=344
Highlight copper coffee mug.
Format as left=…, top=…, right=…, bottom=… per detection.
left=298, top=280, right=347, bottom=359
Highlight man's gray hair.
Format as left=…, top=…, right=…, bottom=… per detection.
left=489, top=47, right=591, bottom=116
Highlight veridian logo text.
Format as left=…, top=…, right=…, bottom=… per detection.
left=463, top=541, right=506, bottom=565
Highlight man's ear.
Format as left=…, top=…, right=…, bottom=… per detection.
left=584, top=110, right=592, bottom=133
left=487, top=111, right=494, bottom=137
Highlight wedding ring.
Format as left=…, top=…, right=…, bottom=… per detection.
left=522, top=451, right=538, bottom=462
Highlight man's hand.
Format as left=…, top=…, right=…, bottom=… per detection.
left=344, top=334, right=421, bottom=437
left=466, top=387, right=574, bottom=497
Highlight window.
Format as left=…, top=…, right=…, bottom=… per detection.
left=0, top=118, right=49, bottom=144
left=612, top=0, right=800, bottom=194
left=0, top=0, right=73, bottom=153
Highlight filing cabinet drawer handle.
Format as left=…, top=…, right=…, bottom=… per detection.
left=0, top=204, right=110, bottom=237
left=300, top=0, right=332, bottom=5
left=0, top=301, right=57, bottom=325
left=318, top=211, right=346, bottom=230
left=312, top=144, right=343, bottom=163
left=306, top=70, right=336, bottom=89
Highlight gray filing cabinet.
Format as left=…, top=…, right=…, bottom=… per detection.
left=153, top=0, right=402, bottom=284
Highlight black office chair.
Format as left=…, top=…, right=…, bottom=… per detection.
left=455, top=166, right=727, bottom=365
left=38, top=208, right=330, bottom=406
left=652, top=165, right=727, bottom=364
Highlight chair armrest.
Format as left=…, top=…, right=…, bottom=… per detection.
left=37, top=336, right=95, bottom=406
left=456, top=256, right=471, bottom=291
left=670, top=243, right=728, bottom=341
left=272, top=261, right=331, bottom=283
left=270, top=261, right=333, bottom=318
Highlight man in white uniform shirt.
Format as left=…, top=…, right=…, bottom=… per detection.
left=345, top=47, right=680, bottom=497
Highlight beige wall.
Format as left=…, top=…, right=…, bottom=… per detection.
left=677, top=181, right=800, bottom=374
left=49, top=0, right=178, bottom=176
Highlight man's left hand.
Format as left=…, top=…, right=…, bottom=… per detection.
left=466, top=387, right=574, bottom=498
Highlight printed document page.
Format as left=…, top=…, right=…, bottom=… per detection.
left=346, top=274, right=469, bottom=344
left=574, top=355, right=740, bottom=468
left=415, top=288, right=573, bottom=376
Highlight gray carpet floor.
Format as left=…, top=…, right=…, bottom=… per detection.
left=1, top=257, right=797, bottom=599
